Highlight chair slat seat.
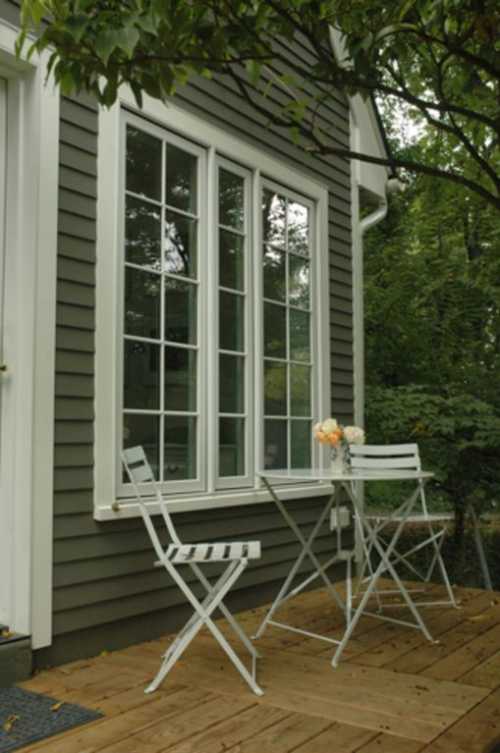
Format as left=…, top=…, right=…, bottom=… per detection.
left=165, top=541, right=261, bottom=563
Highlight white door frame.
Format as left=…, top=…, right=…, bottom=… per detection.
left=0, top=20, right=59, bottom=648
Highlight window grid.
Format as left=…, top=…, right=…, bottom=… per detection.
left=217, top=163, right=249, bottom=482
left=262, top=187, right=314, bottom=472
left=123, top=125, right=201, bottom=485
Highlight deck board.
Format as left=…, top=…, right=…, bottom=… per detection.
left=18, top=582, right=500, bottom=753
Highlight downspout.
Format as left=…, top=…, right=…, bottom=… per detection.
left=353, top=194, right=388, bottom=430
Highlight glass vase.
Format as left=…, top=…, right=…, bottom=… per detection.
left=330, top=444, right=347, bottom=475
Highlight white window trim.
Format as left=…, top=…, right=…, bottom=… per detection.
left=95, top=89, right=331, bottom=520
left=0, top=20, right=59, bottom=648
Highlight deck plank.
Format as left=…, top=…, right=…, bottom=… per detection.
left=16, top=583, right=500, bottom=753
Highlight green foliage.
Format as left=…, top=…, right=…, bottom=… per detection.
left=366, top=385, right=500, bottom=514
left=18, top=0, right=500, bottom=209
left=364, top=129, right=500, bottom=523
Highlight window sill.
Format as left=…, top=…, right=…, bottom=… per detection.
left=93, top=481, right=333, bottom=521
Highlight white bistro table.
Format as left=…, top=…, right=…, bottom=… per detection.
left=255, top=467, right=437, bottom=667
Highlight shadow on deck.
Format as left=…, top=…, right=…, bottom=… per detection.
left=17, top=581, right=500, bottom=753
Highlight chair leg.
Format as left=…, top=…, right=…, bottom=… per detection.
left=150, top=559, right=264, bottom=696
left=189, top=562, right=261, bottom=659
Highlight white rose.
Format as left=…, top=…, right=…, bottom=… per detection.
left=343, top=426, right=365, bottom=444
left=321, top=418, right=338, bottom=434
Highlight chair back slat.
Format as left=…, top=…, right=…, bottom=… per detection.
left=350, top=455, right=419, bottom=470
left=349, top=443, right=429, bottom=515
left=349, top=443, right=419, bottom=457
left=122, top=446, right=181, bottom=557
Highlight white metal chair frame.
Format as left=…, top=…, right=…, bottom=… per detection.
left=122, top=446, right=263, bottom=696
left=350, top=443, right=457, bottom=610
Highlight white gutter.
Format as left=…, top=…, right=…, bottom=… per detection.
left=352, top=186, right=388, bottom=430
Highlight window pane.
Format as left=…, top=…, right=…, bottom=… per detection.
left=165, top=278, right=197, bottom=345
left=289, top=255, right=310, bottom=309
left=164, top=415, right=196, bottom=480
left=263, top=245, right=286, bottom=302
left=264, top=302, right=286, bottom=358
left=123, top=413, right=160, bottom=481
left=219, top=418, right=245, bottom=477
left=124, top=267, right=160, bottom=339
left=291, top=420, right=311, bottom=468
left=164, top=211, right=197, bottom=277
left=290, top=309, right=310, bottom=362
left=123, top=340, right=160, bottom=409
left=165, top=144, right=197, bottom=214
left=290, top=364, right=311, bottom=416
left=125, top=196, right=161, bottom=270
left=264, top=420, right=287, bottom=470
left=262, top=190, right=286, bottom=248
left=220, top=229, right=244, bottom=291
left=220, top=291, right=244, bottom=352
left=264, top=362, right=287, bottom=416
left=287, top=201, right=309, bottom=256
left=220, top=354, right=244, bottom=414
left=126, top=126, right=162, bottom=201
left=164, top=347, right=196, bottom=411
left=219, top=169, right=244, bottom=231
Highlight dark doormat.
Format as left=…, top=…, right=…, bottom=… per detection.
left=0, top=686, right=103, bottom=752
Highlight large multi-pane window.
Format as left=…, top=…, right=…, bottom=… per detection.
left=119, top=115, right=319, bottom=497
left=262, top=186, right=313, bottom=471
left=122, top=124, right=201, bottom=486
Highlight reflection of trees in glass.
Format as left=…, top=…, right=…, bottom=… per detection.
left=287, top=202, right=309, bottom=255
left=164, top=277, right=196, bottom=345
left=164, top=213, right=197, bottom=277
left=166, top=144, right=197, bottom=214
left=290, top=309, right=310, bottom=361
left=264, top=302, right=286, bottom=358
left=124, top=267, right=160, bottom=339
left=219, top=230, right=244, bottom=291
left=123, top=340, right=159, bottom=410
left=164, top=347, right=197, bottom=412
left=125, top=197, right=161, bottom=270
left=264, top=362, right=287, bottom=415
left=164, top=416, right=196, bottom=480
left=263, top=245, right=286, bottom=302
left=289, top=256, right=310, bottom=308
left=262, top=190, right=286, bottom=247
left=291, top=420, right=312, bottom=468
left=290, top=365, right=311, bottom=416
left=126, top=126, right=162, bottom=201
left=219, top=169, right=244, bottom=231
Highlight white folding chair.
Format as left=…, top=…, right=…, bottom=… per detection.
left=350, top=443, right=457, bottom=609
left=122, top=446, right=264, bottom=696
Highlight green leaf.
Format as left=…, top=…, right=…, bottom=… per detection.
left=115, top=26, right=140, bottom=59
left=245, top=60, right=262, bottom=86
left=65, top=15, right=90, bottom=43
left=95, top=29, right=119, bottom=66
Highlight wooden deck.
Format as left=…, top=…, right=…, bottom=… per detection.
left=17, top=582, right=500, bottom=753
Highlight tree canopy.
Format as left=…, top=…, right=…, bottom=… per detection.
left=19, top=0, right=500, bottom=209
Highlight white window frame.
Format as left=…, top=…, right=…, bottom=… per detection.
left=214, top=156, right=254, bottom=490
left=118, top=113, right=207, bottom=496
left=95, top=89, right=331, bottom=520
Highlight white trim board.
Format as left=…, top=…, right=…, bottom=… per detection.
left=0, top=20, right=59, bottom=649
left=95, top=91, right=331, bottom=520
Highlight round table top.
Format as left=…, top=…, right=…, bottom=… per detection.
left=258, top=468, right=434, bottom=483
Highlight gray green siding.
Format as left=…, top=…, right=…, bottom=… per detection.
left=0, top=2, right=354, bottom=666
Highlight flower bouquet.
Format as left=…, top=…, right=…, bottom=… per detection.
left=313, top=418, right=365, bottom=473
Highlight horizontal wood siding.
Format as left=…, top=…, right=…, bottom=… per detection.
left=0, top=19, right=352, bottom=665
